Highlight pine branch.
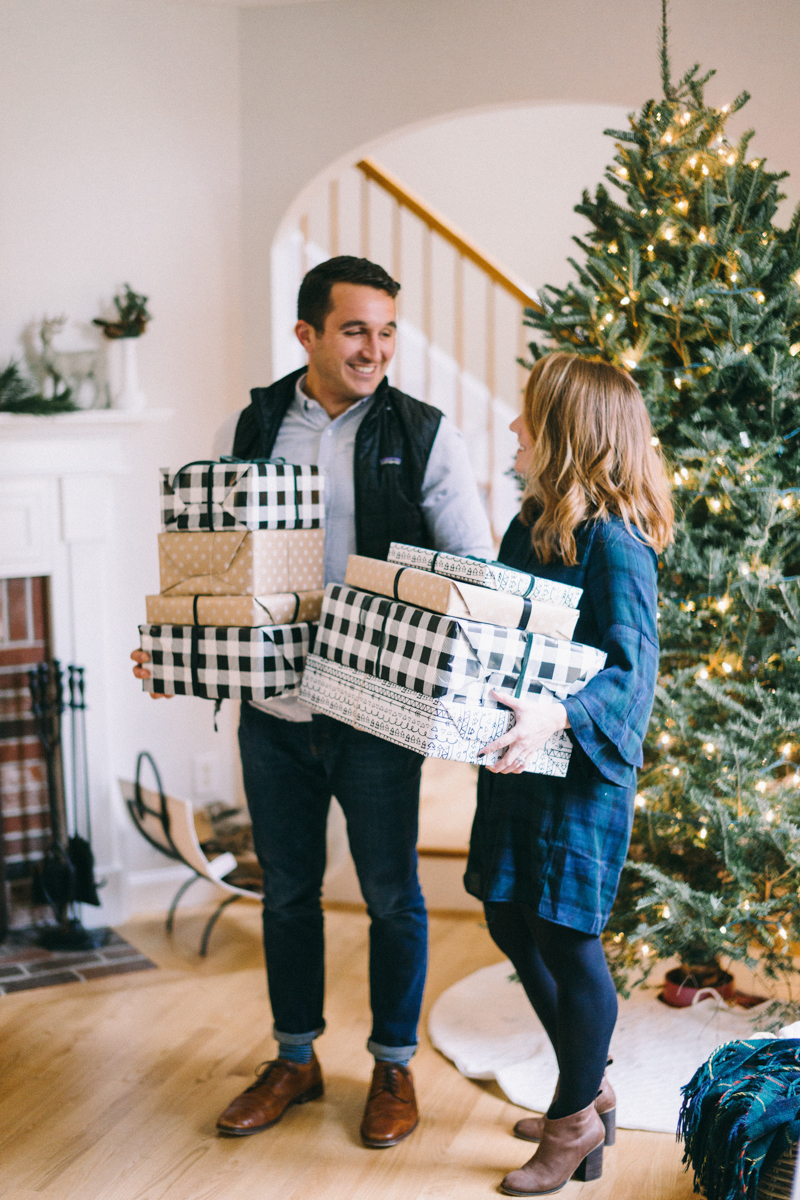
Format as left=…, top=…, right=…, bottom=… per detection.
left=660, top=0, right=674, bottom=98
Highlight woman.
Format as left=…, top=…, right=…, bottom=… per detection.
left=467, top=353, right=673, bottom=1197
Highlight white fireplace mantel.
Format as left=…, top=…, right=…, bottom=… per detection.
left=0, top=407, right=174, bottom=926
left=0, top=409, right=173, bottom=479
left=0, top=408, right=173, bottom=431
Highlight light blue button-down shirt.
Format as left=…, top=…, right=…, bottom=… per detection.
left=213, top=375, right=495, bottom=719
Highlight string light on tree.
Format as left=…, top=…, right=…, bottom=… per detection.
left=522, top=8, right=800, bottom=998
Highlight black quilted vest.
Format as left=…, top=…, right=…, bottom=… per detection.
left=232, top=367, right=442, bottom=561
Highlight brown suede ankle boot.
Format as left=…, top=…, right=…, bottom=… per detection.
left=500, top=1101, right=605, bottom=1196
left=513, top=1074, right=616, bottom=1146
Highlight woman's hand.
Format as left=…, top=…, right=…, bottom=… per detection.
left=130, top=649, right=172, bottom=699
left=478, top=690, right=570, bottom=774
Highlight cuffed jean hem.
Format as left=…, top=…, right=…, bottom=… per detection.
left=273, top=1023, right=325, bottom=1046
left=368, top=1039, right=417, bottom=1065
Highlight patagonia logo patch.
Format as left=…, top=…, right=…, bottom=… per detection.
left=379, top=457, right=402, bottom=466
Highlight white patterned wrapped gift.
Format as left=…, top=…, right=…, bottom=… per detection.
left=387, top=543, right=582, bottom=608
left=160, top=460, right=324, bottom=532
left=300, top=655, right=573, bottom=776
left=138, top=622, right=313, bottom=700
left=315, top=584, right=606, bottom=705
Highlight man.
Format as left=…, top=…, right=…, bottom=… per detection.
left=133, top=257, right=494, bottom=1147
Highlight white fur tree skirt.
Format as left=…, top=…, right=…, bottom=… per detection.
left=428, top=961, right=778, bottom=1134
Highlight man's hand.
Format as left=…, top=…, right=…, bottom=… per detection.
left=130, top=649, right=172, bottom=699
left=478, top=691, right=570, bottom=774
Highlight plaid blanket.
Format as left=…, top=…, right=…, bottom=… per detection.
left=679, top=1038, right=800, bottom=1200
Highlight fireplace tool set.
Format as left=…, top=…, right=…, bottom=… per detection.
left=28, top=662, right=106, bottom=950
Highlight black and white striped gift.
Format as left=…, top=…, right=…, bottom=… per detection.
left=315, top=584, right=605, bottom=704
left=138, top=622, right=313, bottom=700
left=160, top=460, right=324, bottom=532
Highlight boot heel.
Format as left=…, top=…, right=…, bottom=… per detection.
left=572, top=1142, right=603, bottom=1182
left=600, top=1107, right=616, bottom=1146
left=295, top=1081, right=324, bottom=1105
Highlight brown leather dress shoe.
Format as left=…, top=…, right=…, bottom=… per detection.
left=216, top=1055, right=323, bottom=1136
left=360, top=1061, right=419, bottom=1148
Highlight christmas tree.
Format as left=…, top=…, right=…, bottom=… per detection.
left=523, top=3, right=800, bottom=1006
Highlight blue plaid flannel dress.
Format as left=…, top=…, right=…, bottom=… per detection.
left=464, top=514, right=660, bottom=935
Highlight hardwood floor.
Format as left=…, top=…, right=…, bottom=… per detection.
left=0, top=905, right=695, bottom=1200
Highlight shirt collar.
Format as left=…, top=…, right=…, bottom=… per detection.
left=295, top=373, right=375, bottom=419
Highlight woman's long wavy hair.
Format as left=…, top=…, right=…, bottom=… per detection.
left=519, top=353, right=674, bottom=564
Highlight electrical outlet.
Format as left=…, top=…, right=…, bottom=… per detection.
left=192, top=752, right=221, bottom=801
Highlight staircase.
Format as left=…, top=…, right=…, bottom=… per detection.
left=271, top=156, right=542, bottom=543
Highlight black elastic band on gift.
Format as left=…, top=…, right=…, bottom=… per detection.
left=219, top=456, right=286, bottom=465
left=374, top=606, right=393, bottom=677
left=514, top=633, right=535, bottom=700
left=206, top=467, right=215, bottom=532
left=192, top=595, right=200, bottom=625
left=291, top=592, right=300, bottom=623
left=213, top=698, right=223, bottom=731
left=190, top=625, right=201, bottom=692
left=392, top=567, right=409, bottom=600
left=430, top=552, right=441, bottom=574
left=516, top=598, right=532, bottom=630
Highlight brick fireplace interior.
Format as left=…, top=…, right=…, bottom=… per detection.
left=0, top=576, right=51, bottom=933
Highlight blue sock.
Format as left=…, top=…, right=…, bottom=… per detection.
left=277, top=1041, right=314, bottom=1064
left=374, top=1053, right=414, bottom=1068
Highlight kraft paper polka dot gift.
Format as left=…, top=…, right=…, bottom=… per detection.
left=157, top=529, right=325, bottom=596
left=345, top=555, right=579, bottom=639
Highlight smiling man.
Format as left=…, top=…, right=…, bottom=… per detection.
left=134, top=256, right=494, bottom=1147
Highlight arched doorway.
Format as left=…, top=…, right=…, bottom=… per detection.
left=271, top=102, right=630, bottom=540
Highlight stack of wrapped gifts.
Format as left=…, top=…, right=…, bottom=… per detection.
left=138, top=460, right=325, bottom=701
left=299, top=542, right=607, bottom=776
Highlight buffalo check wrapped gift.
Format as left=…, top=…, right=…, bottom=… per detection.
left=160, top=460, right=324, bottom=532
left=299, top=584, right=606, bottom=775
left=145, top=590, right=324, bottom=627
left=345, top=555, right=579, bottom=640
left=157, top=528, right=324, bottom=596
left=387, top=542, right=583, bottom=608
left=311, top=585, right=605, bottom=704
left=139, top=622, right=313, bottom=700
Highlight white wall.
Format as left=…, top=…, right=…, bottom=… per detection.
left=375, top=105, right=632, bottom=296
left=239, top=0, right=800, bottom=387
left=0, top=0, right=244, bottom=913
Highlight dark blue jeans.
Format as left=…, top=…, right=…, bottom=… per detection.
left=238, top=704, right=428, bottom=1060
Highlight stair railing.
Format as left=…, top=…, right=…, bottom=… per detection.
left=275, top=155, right=543, bottom=540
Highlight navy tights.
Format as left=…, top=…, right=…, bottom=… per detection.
left=483, top=901, right=618, bottom=1120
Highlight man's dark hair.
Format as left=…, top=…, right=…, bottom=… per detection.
left=297, top=256, right=400, bottom=333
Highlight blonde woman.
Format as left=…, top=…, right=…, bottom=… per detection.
left=468, top=354, right=674, bottom=1196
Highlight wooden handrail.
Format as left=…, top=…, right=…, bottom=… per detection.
left=356, top=156, right=543, bottom=312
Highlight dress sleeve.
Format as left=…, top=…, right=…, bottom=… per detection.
left=562, top=522, right=660, bottom=786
